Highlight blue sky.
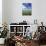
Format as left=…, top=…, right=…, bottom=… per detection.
left=22, top=3, right=32, bottom=9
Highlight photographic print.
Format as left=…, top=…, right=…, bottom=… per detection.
left=22, top=3, right=32, bottom=16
